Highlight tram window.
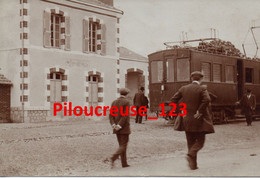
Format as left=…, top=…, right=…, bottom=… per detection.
left=201, top=62, right=211, bottom=81
left=225, top=65, right=234, bottom=83
left=213, top=64, right=221, bottom=82
left=166, top=58, right=174, bottom=82
left=151, top=61, right=163, bottom=83
left=177, top=58, right=190, bottom=81
left=245, top=68, right=253, bottom=83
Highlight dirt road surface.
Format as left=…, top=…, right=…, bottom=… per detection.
left=0, top=117, right=259, bottom=176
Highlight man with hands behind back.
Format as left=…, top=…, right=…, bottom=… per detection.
left=109, top=88, right=131, bottom=168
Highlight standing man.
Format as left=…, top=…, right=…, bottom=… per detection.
left=236, top=89, right=256, bottom=126
left=170, top=71, right=214, bottom=170
left=144, top=95, right=149, bottom=121
left=133, top=86, right=146, bottom=124
left=109, top=88, right=131, bottom=168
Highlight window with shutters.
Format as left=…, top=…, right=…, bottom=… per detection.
left=166, top=58, right=174, bottom=82
left=213, top=64, right=221, bottom=82
left=43, top=10, right=70, bottom=50
left=89, top=21, right=98, bottom=52
left=201, top=62, right=211, bottom=81
left=177, top=58, right=190, bottom=81
left=245, top=68, right=253, bottom=83
left=83, top=18, right=106, bottom=55
left=51, top=13, right=62, bottom=48
left=225, top=65, right=234, bottom=83
left=151, top=61, right=163, bottom=83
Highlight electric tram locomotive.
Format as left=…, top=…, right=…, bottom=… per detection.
left=148, top=38, right=260, bottom=123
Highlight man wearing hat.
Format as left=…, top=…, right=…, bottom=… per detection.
left=109, top=88, right=131, bottom=168
left=133, top=86, right=146, bottom=124
left=170, top=71, right=214, bottom=170
left=236, top=88, right=256, bottom=126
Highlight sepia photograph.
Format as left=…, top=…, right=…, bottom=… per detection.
left=0, top=0, right=260, bottom=176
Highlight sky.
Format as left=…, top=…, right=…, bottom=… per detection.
left=114, top=0, right=260, bottom=58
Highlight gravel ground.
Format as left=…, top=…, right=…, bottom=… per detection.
left=0, top=117, right=259, bottom=176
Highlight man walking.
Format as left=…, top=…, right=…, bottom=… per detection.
left=109, top=88, right=131, bottom=168
left=133, top=86, right=146, bottom=124
left=236, top=89, right=256, bottom=126
left=170, top=71, right=214, bottom=170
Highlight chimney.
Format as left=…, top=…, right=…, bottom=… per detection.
left=98, top=0, right=113, bottom=6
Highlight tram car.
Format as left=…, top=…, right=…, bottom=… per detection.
left=148, top=39, right=260, bottom=123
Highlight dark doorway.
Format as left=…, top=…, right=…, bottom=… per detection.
left=126, top=70, right=145, bottom=105
left=0, top=84, right=11, bottom=123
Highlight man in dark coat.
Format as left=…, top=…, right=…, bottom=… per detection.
left=236, top=89, right=256, bottom=126
left=170, top=71, right=214, bottom=170
left=109, top=88, right=131, bottom=168
left=133, top=86, right=146, bottom=124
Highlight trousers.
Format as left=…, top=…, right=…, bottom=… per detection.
left=185, top=132, right=205, bottom=160
left=245, top=110, right=253, bottom=125
left=111, top=134, right=129, bottom=167
left=135, top=106, right=143, bottom=123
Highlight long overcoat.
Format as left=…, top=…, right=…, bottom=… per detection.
left=239, top=94, right=256, bottom=115
left=171, top=82, right=215, bottom=134
left=133, top=91, right=146, bottom=107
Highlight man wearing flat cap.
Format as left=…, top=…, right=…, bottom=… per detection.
left=170, top=71, right=214, bottom=170
left=109, top=88, right=131, bottom=168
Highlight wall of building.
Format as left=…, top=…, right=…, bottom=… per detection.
left=29, top=0, right=119, bottom=56
left=0, top=0, right=23, bottom=110
left=13, top=0, right=122, bottom=122
left=1, top=0, right=151, bottom=123
left=0, top=0, right=21, bottom=49
left=28, top=49, right=118, bottom=108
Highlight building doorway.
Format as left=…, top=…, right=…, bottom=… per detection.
left=0, top=84, right=11, bottom=123
left=126, top=69, right=145, bottom=105
left=50, top=72, right=62, bottom=116
left=88, top=75, right=98, bottom=108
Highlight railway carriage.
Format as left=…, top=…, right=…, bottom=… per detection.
left=148, top=45, right=260, bottom=123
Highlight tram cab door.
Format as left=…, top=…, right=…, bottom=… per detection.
left=237, top=60, right=244, bottom=100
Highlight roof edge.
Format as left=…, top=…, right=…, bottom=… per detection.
left=67, top=0, right=124, bottom=15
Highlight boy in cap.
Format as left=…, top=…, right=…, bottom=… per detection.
left=109, top=88, right=131, bottom=168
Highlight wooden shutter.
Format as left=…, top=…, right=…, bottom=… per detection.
left=65, top=16, right=71, bottom=50
left=167, top=58, right=174, bottom=82
left=101, top=24, right=106, bottom=55
left=157, top=61, right=163, bottom=82
left=43, top=10, right=51, bottom=47
left=89, top=82, right=98, bottom=107
left=55, top=80, right=62, bottom=102
left=50, top=80, right=62, bottom=102
left=213, top=64, right=221, bottom=82
left=151, top=61, right=158, bottom=83
left=83, top=19, right=89, bottom=53
left=201, top=62, right=211, bottom=81
left=177, top=58, right=190, bottom=81
left=225, top=65, right=234, bottom=83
